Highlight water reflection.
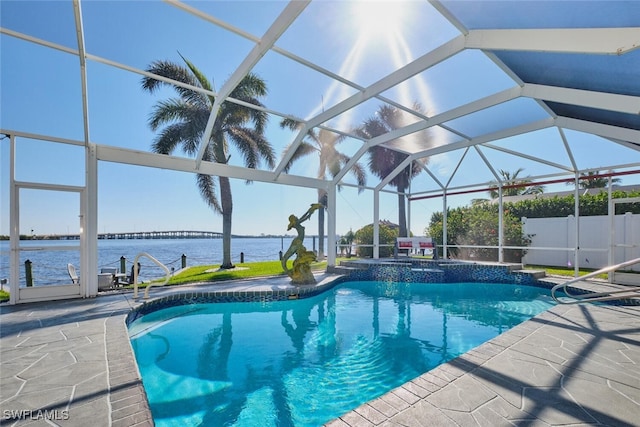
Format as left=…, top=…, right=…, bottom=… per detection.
left=130, top=281, right=555, bottom=426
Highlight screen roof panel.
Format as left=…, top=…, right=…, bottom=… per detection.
left=435, top=0, right=640, bottom=150
left=382, top=49, right=517, bottom=116
left=0, top=38, right=84, bottom=140
left=439, top=1, right=640, bottom=30
left=443, top=98, right=551, bottom=139
left=0, top=0, right=77, bottom=48
left=494, top=50, right=640, bottom=98
left=1, top=0, right=638, bottom=196
left=82, top=1, right=256, bottom=75
left=547, top=102, right=640, bottom=131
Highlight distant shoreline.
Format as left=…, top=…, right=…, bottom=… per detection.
left=0, top=233, right=322, bottom=241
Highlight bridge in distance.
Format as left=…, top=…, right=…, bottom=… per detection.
left=35, top=231, right=305, bottom=240
left=56, top=230, right=226, bottom=240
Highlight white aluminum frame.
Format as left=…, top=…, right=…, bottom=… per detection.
left=1, top=1, right=639, bottom=303
left=8, top=136, right=92, bottom=304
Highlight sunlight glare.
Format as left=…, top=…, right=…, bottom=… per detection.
left=308, top=0, right=438, bottom=138
left=352, top=1, right=406, bottom=41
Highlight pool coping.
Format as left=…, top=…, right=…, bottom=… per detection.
left=1, top=272, right=638, bottom=426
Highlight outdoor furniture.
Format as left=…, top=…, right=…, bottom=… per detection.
left=100, top=267, right=127, bottom=287
left=98, top=273, right=113, bottom=290
left=67, top=263, right=79, bottom=284
left=395, top=237, right=434, bottom=258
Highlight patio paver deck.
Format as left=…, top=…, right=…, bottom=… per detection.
left=1, top=274, right=638, bottom=426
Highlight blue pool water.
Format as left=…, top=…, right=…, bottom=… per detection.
left=128, top=281, right=557, bottom=427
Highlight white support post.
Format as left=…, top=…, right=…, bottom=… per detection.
left=442, top=192, right=448, bottom=259
left=373, top=189, right=380, bottom=259
left=608, top=176, right=614, bottom=283
left=498, top=185, right=504, bottom=263
left=625, top=212, right=633, bottom=263
left=84, top=142, right=99, bottom=297
left=407, top=163, right=412, bottom=236
left=326, top=184, right=337, bottom=268
left=574, top=174, right=580, bottom=277
left=9, top=135, right=18, bottom=305
left=406, top=194, right=411, bottom=238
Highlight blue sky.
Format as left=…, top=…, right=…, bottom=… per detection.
left=2, top=1, right=639, bottom=238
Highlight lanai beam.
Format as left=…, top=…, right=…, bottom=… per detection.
left=194, top=0, right=309, bottom=169
left=523, top=84, right=640, bottom=115
left=557, top=117, right=640, bottom=145
left=275, top=35, right=467, bottom=178
left=465, top=28, right=640, bottom=55
left=332, top=86, right=522, bottom=185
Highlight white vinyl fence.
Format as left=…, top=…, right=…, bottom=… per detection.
left=522, top=213, right=639, bottom=271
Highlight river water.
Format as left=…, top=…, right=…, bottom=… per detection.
left=0, top=237, right=329, bottom=287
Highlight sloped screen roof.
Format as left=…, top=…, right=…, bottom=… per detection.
left=1, top=0, right=639, bottom=195
left=440, top=0, right=640, bottom=135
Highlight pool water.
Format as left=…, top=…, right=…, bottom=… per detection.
left=128, top=281, right=557, bottom=427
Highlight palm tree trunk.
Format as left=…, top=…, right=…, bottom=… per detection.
left=398, top=192, right=407, bottom=237
left=220, top=176, right=234, bottom=269
left=397, top=174, right=408, bottom=237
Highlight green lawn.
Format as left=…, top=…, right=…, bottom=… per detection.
left=524, top=265, right=608, bottom=280
left=0, top=260, right=611, bottom=303
left=133, top=259, right=328, bottom=288
left=0, top=260, right=327, bottom=301
left=155, top=260, right=609, bottom=287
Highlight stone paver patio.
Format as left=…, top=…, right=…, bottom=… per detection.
left=1, top=275, right=638, bottom=426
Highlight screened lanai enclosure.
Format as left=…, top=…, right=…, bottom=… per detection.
left=1, top=1, right=639, bottom=304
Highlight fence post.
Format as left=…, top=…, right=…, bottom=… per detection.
left=120, top=256, right=126, bottom=274
left=240, top=252, right=244, bottom=263
left=181, top=254, right=187, bottom=269
left=25, top=259, right=33, bottom=287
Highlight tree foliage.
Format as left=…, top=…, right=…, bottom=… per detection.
left=141, top=57, right=274, bottom=268
left=428, top=204, right=531, bottom=262
left=354, top=224, right=397, bottom=258
left=506, top=190, right=640, bottom=218
left=488, top=168, right=544, bottom=199
left=355, top=104, right=431, bottom=237
left=279, top=119, right=366, bottom=258
left=566, top=170, right=622, bottom=189
left=427, top=189, right=640, bottom=262
left=338, top=229, right=356, bottom=257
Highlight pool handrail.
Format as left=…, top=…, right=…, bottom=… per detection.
left=131, top=252, right=171, bottom=300
left=551, top=257, right=640, bottom=304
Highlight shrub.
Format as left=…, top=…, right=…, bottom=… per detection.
left=427, top=190, right=640, bottom=262
left=428, top=204, right=531, bottom=262
left=354, top=224, right=397, bottom=258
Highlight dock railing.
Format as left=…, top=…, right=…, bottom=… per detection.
left=551, top=257, right=640, bottom=304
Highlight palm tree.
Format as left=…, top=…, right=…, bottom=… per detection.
left=338, top=229, right=356, bottom=257
left=141, top=56, right=275, bottom=268
left=280, top=119, right=366, bottom=259
left=356, top=104, right=428, bottom=237
left=567, top=170, right=621, bottom=189
left=488, top=168, right=544, bottom=199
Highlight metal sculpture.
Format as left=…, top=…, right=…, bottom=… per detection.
left=281, top=203, right=323, bottom=285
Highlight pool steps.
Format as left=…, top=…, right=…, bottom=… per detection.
left=514, top=269, right=546, bottom=279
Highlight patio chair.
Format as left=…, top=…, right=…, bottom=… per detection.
left=67, top=263, right=79, bottom=284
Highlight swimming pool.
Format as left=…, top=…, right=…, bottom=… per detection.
left=128, top=280, right=557, bottom=426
